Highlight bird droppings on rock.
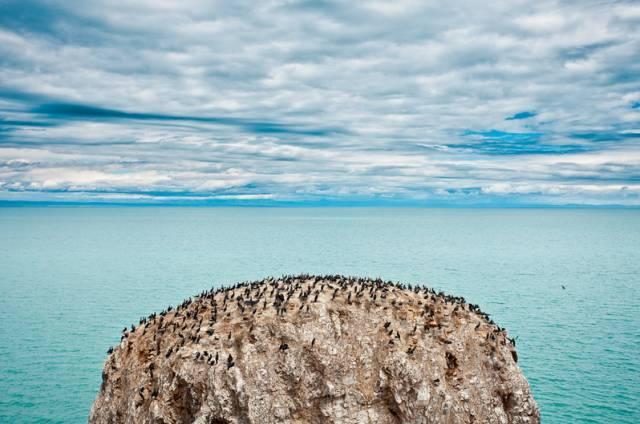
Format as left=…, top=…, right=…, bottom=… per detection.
left=90, top=274, right=539, bottom=423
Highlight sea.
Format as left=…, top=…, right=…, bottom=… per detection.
left=0, top=207, right=638, bottom=423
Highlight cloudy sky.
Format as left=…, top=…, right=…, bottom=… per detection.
left=1, top=0, right=639, bottom=205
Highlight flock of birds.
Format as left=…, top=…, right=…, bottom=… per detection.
left=103, top=274, right=517, bottom=404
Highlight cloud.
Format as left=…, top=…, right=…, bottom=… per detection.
left=30, top=101, right=343, bottom=136
left=451, top=129, right=593, bottom=155
left=1, top=0, right=639, bottom=205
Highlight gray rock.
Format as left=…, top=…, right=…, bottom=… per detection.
left=90, top=275, right=539, bottom=423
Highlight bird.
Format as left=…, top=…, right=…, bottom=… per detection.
left=561, top=285, right=566, bottom=290
left=227, top=354, right=235, bottom=369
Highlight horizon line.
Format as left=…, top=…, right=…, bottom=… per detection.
left=1, top=200, right=639, bottom=209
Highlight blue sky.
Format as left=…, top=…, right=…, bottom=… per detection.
left=0, top=0, right=639, bottom=206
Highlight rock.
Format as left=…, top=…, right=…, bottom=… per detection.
left=90, top=275, right=540, bottom=423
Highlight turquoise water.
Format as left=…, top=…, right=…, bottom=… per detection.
left=0, top=207, right=639, bottom=423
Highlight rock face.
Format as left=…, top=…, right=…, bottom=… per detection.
left=90, top=275, right=539, bottom=423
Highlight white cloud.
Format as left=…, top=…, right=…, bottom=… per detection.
left=0, top=0, right=639, bottom=204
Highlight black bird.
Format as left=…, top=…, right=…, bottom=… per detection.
left=384, top=321, right=391, bottom=329
left=227, top=354, right=235, bottom=369
left=561, top=285, right=566, bottom=290
left=279, top=343, right=289, bottom=351
left=107, top=346, right=113, bottom=354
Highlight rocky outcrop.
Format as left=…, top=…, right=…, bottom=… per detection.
left=90, top=275, right=539, bottom=423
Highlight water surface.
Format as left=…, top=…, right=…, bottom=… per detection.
left=0, top=207, right=638, bottom=423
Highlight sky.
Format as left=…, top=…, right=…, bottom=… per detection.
left=0, top=0, right=639, bottom=206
